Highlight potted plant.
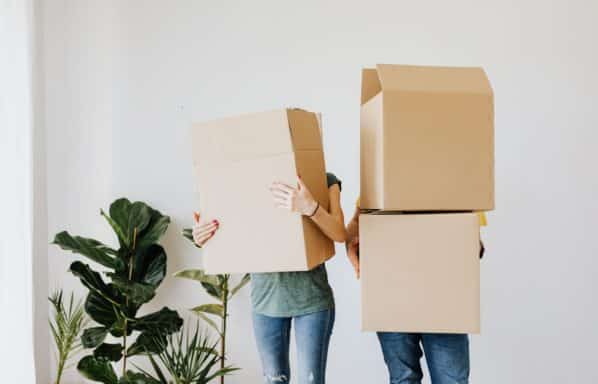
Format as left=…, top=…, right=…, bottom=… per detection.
left=175, top=230, right=250, bottom=384
left=52, top=198, right=183, bottom=383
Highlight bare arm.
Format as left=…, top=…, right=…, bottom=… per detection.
left=309, top=184, right=346, bottom=243
left=345, top=205, right=360, bottom=278
left=271, top=177, right=346, bottom=243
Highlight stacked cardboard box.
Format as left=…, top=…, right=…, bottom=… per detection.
left=191, top=109, right=334, bottom=274
left=360, top=64, right=494, bottom=334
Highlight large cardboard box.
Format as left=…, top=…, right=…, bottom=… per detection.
left=360, top=212, right=480, bottom=333
left=360, top=64, right=494, bottom=211
left=191, top=109, right=335, bottom=274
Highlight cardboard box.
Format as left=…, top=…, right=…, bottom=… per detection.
left=360, top=64, right=494, bottom=211
left=360, top=212, right=480, bottom=333
left=191, top=109, right=335, bottom=274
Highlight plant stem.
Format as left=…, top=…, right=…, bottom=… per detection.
left=55, top=358, right=65, bottom=384
left=220, top=276, right=229, bottom=384
left=122, top=227, right=138, bottom=377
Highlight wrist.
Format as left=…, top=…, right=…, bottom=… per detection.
left=305, top=199, right=319, bottom=217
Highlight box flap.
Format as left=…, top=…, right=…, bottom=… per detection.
left=375, top=64, right=492, bottom=95
left=191, top=109, right=293, bottom=164
left=286, top=109, right=323, bottom=151
left=361, top=68, right=382, bottom=105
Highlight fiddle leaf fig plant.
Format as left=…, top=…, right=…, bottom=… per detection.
left=176, top=229, right=250, bottom=384
left=52, top=198, right=183, bottom=383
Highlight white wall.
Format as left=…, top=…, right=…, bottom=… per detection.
left=43, top=0, right=598, bottom=383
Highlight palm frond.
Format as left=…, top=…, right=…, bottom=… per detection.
left=143, top=322, right=237, bottom=384
left=49, top=289, right=89, bottom=384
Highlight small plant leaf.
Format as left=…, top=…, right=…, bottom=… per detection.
left=136, top=207, right=170, bottom=250
left=131, top=307, right=183, bottom=334
left=132, top=244, right=167, bottom=287
left=191, top=310, right=221, bottom=334
left=93, top=343, right=123, bottom=362
left=69, top=262, right=118, bottom=305
left=190, top=304, right=224, bottom=318
left=230, top=273, right=251, bottom=298
left=81, top=326, right=109, bottom=348
left=84, top=291, right=118, bottom=327
left=173, top=269, right=219, bottom=286
left=108, top=198, right=152, bottom=249
left=126, top=332, right=165, bottom=357
left=118, top=370, right=161, bottom=384
left=111, top=276, right=155, bottom=305
left=77, top=355, right=118, bottom=384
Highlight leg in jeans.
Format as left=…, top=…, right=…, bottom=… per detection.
left=421, top=333, right=469, bottom=384
left=376, top=332, right=424, bottom=384
left=252, top=312, right=292, bottom=383
left=294, top=309, right=335, bottom=384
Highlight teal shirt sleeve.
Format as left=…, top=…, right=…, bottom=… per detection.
left=326, top=172, right=342, bottom=191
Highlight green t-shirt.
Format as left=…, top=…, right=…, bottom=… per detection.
left=250, top=173, right=341, bottom=317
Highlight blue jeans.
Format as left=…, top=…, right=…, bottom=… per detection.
left=377, top=332, right=470, bottom=384
left=252, top=309, right=335, bottom=384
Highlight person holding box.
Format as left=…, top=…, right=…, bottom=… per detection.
left=192, top=173, right=346, bottom=384
left=345, top=200, right=486, bottom=384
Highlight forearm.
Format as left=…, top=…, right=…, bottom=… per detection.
left=310, top=206, right=347, bottom=243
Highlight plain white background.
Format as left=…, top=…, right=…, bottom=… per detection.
left=42, top=0, right=598, bottom=383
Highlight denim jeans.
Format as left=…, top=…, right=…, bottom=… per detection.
left=252, top=309, right=335, bottom=384
left=377, top=332, right=470, bottom=384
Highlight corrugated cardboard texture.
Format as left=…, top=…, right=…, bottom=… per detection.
left=360, top=64, right=494, bottom=211
left=360, top=212, right=480, bottom=334
left=191, top=109, right=334, bottom=274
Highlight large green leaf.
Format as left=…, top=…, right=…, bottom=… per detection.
left=85, top=291, right=118, bottom=327
left=53, top=231, right=122, bottom=271
left=77, top=355, right=118, bottom=384
left=190, top=304, right=224, bottom=318
left=131, top=307, right=183, bottom=334
left=108, top=198, right=152, bottom=249
left=136, top=207, right=170, bottom=249
left=70, top=262, right=117, bottom=304
left=119, top=371, right=161, bottom=384
left=230, top=273, right=251, bottom=298
left=132, top=244, right=167, bottom=287
left=93, top=343, right=123, bottom=362
left=82, top=326, right=109, bottom=348
left=111, top=276, right=155, bottom=305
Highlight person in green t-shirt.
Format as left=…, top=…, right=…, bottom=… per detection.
left=192, top=173, right=346, bottom=384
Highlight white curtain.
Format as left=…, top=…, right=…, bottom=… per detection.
left=0, top=0, right=47, bottom=382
